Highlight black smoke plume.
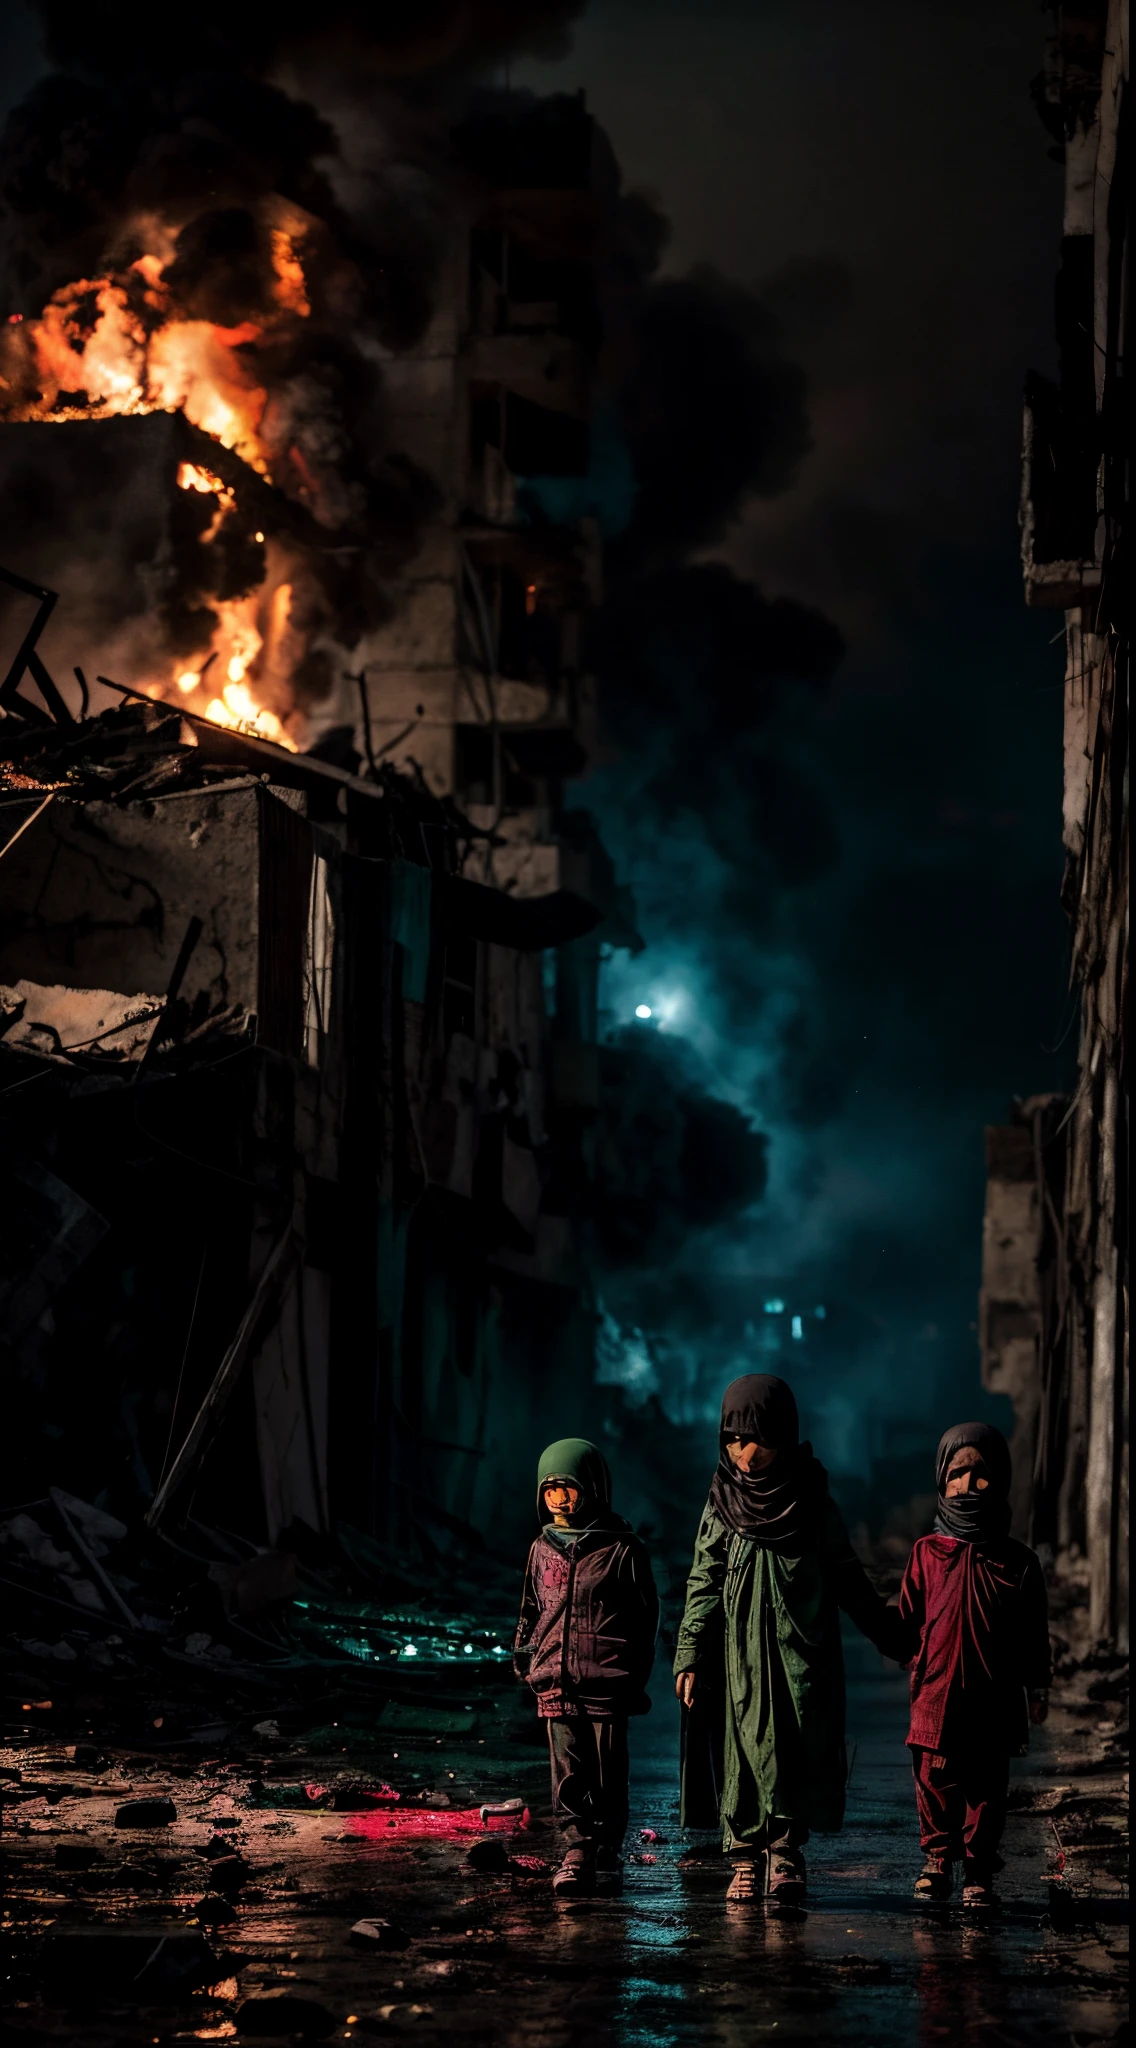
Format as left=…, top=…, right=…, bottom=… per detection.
left=591, top=1026, right=770, bottom=1268
left=0, top=5, right=584, bottom=696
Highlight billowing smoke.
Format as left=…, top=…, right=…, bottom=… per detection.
left=0, top=13, right=850, bottom=1462
left=26, top=1, right=583, bottom=81
left=612, top=265, right=813, bottom=561
left=0, top=4, right=584, bottom=731
left=519, top=118, right=855, bottom=1452
left=592, top=1024, right=769, bottom=1268
left=596, top=562, right=842, bottom=893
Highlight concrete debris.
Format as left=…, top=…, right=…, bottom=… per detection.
left=191, top=1892, right=240, bottom=1925
left=465, top=1838, right=510, bottom=1873
left=349, top=1917, right=412, bottom=1950
left=478, top=1797, right=524, bottom=1823
left=204, top=1851, right=253, bottom=1894
left=114, top=1795, right=178, bottom=1826
left=20, top=1638, right=79, bottom=1661
left=0, top=977, right=164, bottom=1063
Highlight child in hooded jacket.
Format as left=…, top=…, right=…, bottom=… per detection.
left=899, top=1421, right=1051, bottom=1907
left=513, top=1438, right=658, bottom=1898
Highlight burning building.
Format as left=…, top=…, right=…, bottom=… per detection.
left=0, top=79, right=642, bottom=1554
left=982, top=0, right=1128, bottom=1652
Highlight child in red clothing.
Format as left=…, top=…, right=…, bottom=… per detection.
left=898, top=1422, right=1050, bottom=1908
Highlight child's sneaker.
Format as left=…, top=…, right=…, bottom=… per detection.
left=594, top=1847, right=623, bottom=1895
left=552, top=1847, right=593, bottom=1898
left=914, top=1855, right=952, bottom=1902
left=767, top=1846, right=806, bottom=1904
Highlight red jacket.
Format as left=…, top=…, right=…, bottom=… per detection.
left=898, top=1533, right=1050, bottom=1756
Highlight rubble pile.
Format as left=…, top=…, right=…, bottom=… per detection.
left=0, top=1487, right=529, bottom=1753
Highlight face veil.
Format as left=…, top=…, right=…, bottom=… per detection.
left=932, top=1421, right=1012, bottom=1542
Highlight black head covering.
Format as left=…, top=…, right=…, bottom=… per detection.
left=933, top=1421, right=1012, bottom=1542
left=707, top=1374, right=827, bottom=1550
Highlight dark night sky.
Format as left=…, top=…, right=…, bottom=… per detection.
left=516, top=0, right=1075, bottom=1460
left=0, top=0, right=1075, bottom=1472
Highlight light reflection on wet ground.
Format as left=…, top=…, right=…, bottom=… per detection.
left=2, top=1630, right=1127, bottom=2044
left=572, top=1633, right=1128, bottom=2048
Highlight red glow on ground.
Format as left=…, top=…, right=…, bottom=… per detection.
left=340, top=1806, right=530, bottom=1839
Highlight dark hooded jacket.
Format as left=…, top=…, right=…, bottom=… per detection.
left=513, top=1439, right=659, bottom=1719
left=898, top=1422, right=1050, bottom=1755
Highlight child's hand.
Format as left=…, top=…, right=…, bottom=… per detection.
left=675, top=1670, right=696, bottom=1709
left=1028, top=1695, right=1049, bottom=1726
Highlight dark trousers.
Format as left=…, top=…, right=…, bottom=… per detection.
left=912, top=1748, right=1009, bottom=1873
left=547, top=1716, right=630, bottom=1852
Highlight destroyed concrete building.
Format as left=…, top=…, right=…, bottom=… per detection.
left=0, top=94, right=642, bottom=1557
left=350, top=92, right=639, bottom=1047
left=982, top=0, right=1128, bottom=1650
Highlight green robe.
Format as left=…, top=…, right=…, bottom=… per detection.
left=674, top=1496, right=896, bottom=1844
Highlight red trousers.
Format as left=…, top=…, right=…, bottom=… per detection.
left=911, top=1748, right=1009, bottom=1872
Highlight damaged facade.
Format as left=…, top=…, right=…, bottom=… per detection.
left=0, top=95, right=639, bottom=1560
left=982, top=0, right=1129, bottom=1649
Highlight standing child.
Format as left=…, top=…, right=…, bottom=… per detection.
left=513, top=1438, right=659, bottom=1898
left=899, top=1421, right=1050, bottom=1907
left=674, top=1374, right=908, bottom=1904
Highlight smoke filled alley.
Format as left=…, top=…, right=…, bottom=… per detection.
left=0, top=3, right=1128, bottom=2046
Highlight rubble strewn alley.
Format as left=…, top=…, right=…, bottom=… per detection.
left=0, top=2, right=1128, bottom=2044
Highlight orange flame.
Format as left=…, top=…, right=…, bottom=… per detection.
left=6, top=208, right=314, bottom=477
left=177, top=460, right=235, bottom=543
left=177, top=460, right=232, bottom=499
left=3, top=209, right=317, bottom=751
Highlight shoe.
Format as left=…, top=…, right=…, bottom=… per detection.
left=725, top=1857, right=761, bottom=1902
left=767, top=1848, right=806, bottom=1904
left=914, top=1856, right=952, bottom=1902
left=961, top=1873, right=996, bottom=1909
left=552, top=1849, right=593, bottom=1899
left=594, top=1847, right=623, bottom=1896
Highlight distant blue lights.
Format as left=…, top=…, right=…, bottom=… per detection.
left=791, top=1315, right=804, bottom=1341
left=763, top=1299, right=785, bottom=1315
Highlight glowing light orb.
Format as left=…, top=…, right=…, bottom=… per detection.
left=635, top=1004, right=652, bottom=1019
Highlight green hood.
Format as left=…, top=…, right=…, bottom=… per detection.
left=536, top=1437, right=612, bottom=1522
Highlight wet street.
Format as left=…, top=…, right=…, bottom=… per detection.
left=2, top=1629, right=1127, bottom=2046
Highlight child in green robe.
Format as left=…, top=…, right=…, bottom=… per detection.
left=674, top=1374, right=906, bottom=1902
